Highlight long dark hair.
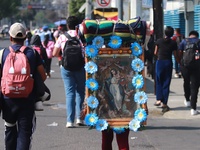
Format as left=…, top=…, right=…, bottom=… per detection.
left=43, top=34, right=50, bottom=47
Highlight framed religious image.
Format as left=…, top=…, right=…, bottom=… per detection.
left=94, top=54, right=137, bottom=126
left=84, top=46, right=148, bottom=132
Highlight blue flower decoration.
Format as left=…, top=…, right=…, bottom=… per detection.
left=131, top=58, right=144, bottom=72
left=86, top=78, right=99, bottom=91
left=108, top=35, right=122, bottom=49
left=129, top=119, right=141, bottom=132
left=131, top=42, right=143, bottom=56
left=92, top=36, right=104, bottom=48
left=87, top=96, right=99, bottom=109
left=84, top=113, right=98, bottom=126
left=132, top=74, right=144, bottom=89
left=85, top=45, right=99, bottom=58
left=113, top=127, right=125, bottom=134
left=96, top=119, right=108, bottom=131
left=85, top=61, right=98, bottom=74
left=134, top=108, right=147, bottom=122
left=134, top=91, right=148, bottom=104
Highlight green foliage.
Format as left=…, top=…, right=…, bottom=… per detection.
left=0, top=0, right=21, bottom=20
left=15, top=9, right=35, bottom=26
left=34, top=11, right=48, bottom=27
left=68, top=0, right=85, bottom=23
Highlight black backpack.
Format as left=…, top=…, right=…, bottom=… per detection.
left=62, top=33, right=85, bottom=71
left=182, top=39, right=200, bottom=68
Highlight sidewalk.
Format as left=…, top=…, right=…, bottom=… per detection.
left=146, top=71, right=200, bottom=120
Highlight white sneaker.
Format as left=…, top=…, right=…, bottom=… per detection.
left=76, top=119, right=85, bottom=126
left=191, top=109, right=199, bottom=115
left=40, top=92, right=49, bottom=102
left=184, top=100, right=191, bottom=107
left=66, top=122, right=74, bottom=128
left=35, top=101, right=44, bottom=111
left=174, top=73, right=179, bottom=78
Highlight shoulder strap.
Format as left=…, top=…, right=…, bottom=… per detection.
left=19, top=46, right=27, bottom=53
left=65, top=32, right=72, bottom=40
left=0, top=48, right=5, bottom=66
left=8, top=46, right=27, bottom=53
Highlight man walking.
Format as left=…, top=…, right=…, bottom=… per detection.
left=0, top=22, right=46, bottom=149
left=179, top=30, right=200, bottom=115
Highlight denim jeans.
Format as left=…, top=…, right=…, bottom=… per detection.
left=155, top=60, right=173, bottom=105
left=2, top=98, right=36, bottom=150
left=61, top=66, right=86, bottom=123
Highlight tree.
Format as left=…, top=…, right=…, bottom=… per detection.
left=68, top=0, right=85, bottom=22
left=0, top=0, right=21, bottom=20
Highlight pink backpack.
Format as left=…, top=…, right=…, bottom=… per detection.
left=1, top=46, right=34, bottom=98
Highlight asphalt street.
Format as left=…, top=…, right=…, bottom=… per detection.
left=0, top=38, right=200, bottom=150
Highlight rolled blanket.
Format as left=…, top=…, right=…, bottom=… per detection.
left=128, top=17, right=147, bottom=43
left=82, top=20, right=98, bottom=44
left=97, top=20, right=114, bottom=42
left=113, top=21, right=131, bottom=41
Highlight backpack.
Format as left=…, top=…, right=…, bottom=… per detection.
left=182, top=39, right=200, bottom=68
left=62, top=33, right=85, bottom=71
left=0, top=46, right=34, bottom=98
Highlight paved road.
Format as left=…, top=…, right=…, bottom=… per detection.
left=0, top=39, right=200, bottom=150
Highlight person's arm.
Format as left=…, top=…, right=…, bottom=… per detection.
left=154, top=45, right=158, bottom=56
left=34, top=49, right=46, bottom=81
left=53, top=35, right=62, bottom=57
left=37, top=64, right=46, bottom=81
left=53, top=47, right=61, bottom=57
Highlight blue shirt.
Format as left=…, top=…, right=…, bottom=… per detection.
left=179, top=38, right=200, bottom=51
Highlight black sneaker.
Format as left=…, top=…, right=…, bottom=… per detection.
left=162, top=106, right=170, bottom=113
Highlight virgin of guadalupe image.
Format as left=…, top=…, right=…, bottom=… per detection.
left=108, top=68, right=125, bottom=114
left=96, top=58, right=137, bottom=119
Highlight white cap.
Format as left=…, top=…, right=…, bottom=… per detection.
left=9, top=22, right=26, bottom=39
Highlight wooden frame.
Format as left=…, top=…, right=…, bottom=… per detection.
left=85, top=48, right=147, bottom=127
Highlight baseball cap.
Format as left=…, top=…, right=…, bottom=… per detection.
left=9, top=23, right=26, bottom=39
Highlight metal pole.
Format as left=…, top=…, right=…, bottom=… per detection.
left=118, top=0, right=123, bottom=20
left=153, top=0, right=164, bottom=40
left=85, top=0, right=92, bottom=19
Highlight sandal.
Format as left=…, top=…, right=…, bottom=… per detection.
left=154, top=102, right=161, bottom=106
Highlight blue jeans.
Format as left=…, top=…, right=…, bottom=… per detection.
left=155, top=60, right=173, bottom=105
left=2, top=98, right=36, bottom=150
left=61, top=66, right=86, bottom=123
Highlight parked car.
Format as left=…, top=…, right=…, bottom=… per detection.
left=0, top=25, right=9, bottom=37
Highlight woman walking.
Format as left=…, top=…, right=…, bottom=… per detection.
left=154, top=26, right=179, bottom=113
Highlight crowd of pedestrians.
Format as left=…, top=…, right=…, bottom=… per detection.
left=1, top=16, right=200, bottom=150
left=152, top=26, right=200, bottom=116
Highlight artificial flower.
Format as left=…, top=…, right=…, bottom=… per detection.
left=131, top=58, right=144, bottom=72
left=92, top=36, right=104, bottom=48
left=108, top=35, right=122, bottom=49
left=113, top=127, right=125, bottom=134
left=85, top=45, right=99, bottom=58
left=134, top=91, right=148, bottom=104
left=96, top=119, right=108, bottom=131
left=84, top=113, right=98, bottom=126
left=134, top=108, right=147, bottom=122
left=86, top=78, right=99, bottom=91
left=87, top=96, right=99, bottom=109
left=85, top=61, right=98, bottom=74
left=129, top=119, right=141, bottom=132
left=131, top=42, right=143, bottom=57
left=132, top=74, right=144, bottom=89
